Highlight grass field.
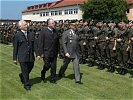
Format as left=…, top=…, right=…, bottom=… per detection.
left=0, top=43, right=133, bottom=100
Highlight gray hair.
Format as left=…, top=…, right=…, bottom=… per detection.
left=18, top=20, right=25, bottom=29
left=47, top=18, right=54, bottom=25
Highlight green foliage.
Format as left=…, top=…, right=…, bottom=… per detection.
left=0, top=44, right=133, bottom=99
left=81, top=0, right=128, bottom=23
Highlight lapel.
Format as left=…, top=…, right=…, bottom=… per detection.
left=47, top=27, right=55, bottom=39
left=20, top=31, right=29, bottom=41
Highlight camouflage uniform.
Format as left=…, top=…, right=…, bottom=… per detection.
left=114, top=22, right=129, bottom=75
left=105, top=22, right=117, bottom=72
left=78, top=21, right=89, bottom=64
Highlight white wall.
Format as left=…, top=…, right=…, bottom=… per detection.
left=22, top=5, right=83, bottom=21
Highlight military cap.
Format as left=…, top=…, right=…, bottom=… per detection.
left=70, top=22, right=76, bottom=26
left=59, top=20, right=63, bottom=23
left=64, top=20, right=69, bottom=22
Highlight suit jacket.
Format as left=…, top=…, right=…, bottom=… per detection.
left=38, top=27, right=59, bottom=58
left=63, top=29, right=80, bottom=58
left=13, top=30, right=36, bottom=62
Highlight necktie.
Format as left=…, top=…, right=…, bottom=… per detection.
left=24, top=31, right=27, bottom=39
left=51, top=29, right=53, bottom=34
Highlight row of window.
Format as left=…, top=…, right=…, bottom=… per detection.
left=33, top=8, right=78, bottom=16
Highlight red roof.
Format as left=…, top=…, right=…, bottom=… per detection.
left=22, top=0, right=132, bottom=13
left=22, top=0, right=87, bottom=13
left=127, top=0, right=133, bottom=4
left=51, top=0, right=86, bottom=8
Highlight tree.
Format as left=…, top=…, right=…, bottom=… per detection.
left=81, top=0, right=128, bottom=23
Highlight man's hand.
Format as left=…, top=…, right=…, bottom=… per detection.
left=126, top=46, right=130, bottom=51
left=94, top=36, right=98, bottom=40
left=13, top=60, right=17, bottom=65
left=131, top=37, right=133, bottom=41
left=113, top=47, right=116, bottom=51
left=65, top=53, right=70, bottom=58
left=105, top=37, right=109, bottom=40
left=83, top=42, right=86, bottom=45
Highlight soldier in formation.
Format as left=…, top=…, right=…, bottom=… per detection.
left=1, top=20, right=133, bottom=78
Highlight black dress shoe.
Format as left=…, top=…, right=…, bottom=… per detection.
left=98, top=64, right=105, bottom=70
left=58, top=74, right=63, bottom=78
left=127, top=64, right=133, bottom=69
left=119, top=69, right=126, bottom=75
left=24, top=85, right=31, bottom=91
left=75, top=81, right=83, bottom=84
left=87, top=62, right=94, bottom=67
left=41, top=76, right=45, bottom=81
left=129, top=75, right=133, bottom=78
left=50, top=79, right=56, bottom=84
left=109, top=66, right=115, bottom=73
left=110, top=68, right=115, bottom=73
left=120, top=69, right=127, bottom=75
left=19, top=73, right=24, bottom=84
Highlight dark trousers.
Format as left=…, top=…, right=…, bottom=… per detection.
left=42, top=56, right=57, bottom=80
left=19, top=62, right=34, bottom=86
left=87, top=41, right=96, bottom=63
left=59, top=57, right=71, bottom=75
left=116, top=45, right=129, bottom=68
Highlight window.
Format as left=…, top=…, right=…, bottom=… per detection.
left=127, top=9, right=130, bottom=13
left=59, top=10, right=62, bottom=15
left=40, top=13, right=43, bottom=17
left=64, top=10, right=68, bottom=15
left=69, top=9, right=73, bottom=14
left=74, top=8, right=78, bottom=14
left=51, top=10, right=62, bottom=16
left=51, top=11, right=54, bottom=16
left=64, top=8, right=78, bottom=15
left=46, top=12, right=49, bottom=16
left=42, top=12, right=49, bottom=16
left=55, top=11, right=58, bottom=15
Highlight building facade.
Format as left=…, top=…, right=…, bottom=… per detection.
left=127, top=0, right=133, bottom=20
left=22, top=0, right=133, bottom=22
left=22, top=0, right=86, bottom=22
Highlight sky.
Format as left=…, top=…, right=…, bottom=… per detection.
left=0, top=0, right=57, bottom=20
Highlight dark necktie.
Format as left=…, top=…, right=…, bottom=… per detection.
left=24, top=31, right=27, bottom=39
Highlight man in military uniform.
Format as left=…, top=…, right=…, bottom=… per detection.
left=94, top=21, right=106, bottom=70
left=58, top=23, right=82, bottom=84
left=87, top=20, right=97, bottom=67
left=62, top=20, right=70, bottom=32
left=78, top=20, right=89, bottom=64
left=113, top=21, right=129, bottom=75
left=55, top=20, right=64, bottom=59
left=126, top=21, right=133, bottom=78
left=105, top=21, right=117, bottom=72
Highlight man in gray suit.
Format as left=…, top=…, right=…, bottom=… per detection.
left=58, top=23, right=82, bottom=84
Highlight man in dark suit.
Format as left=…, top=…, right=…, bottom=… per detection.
left=37, top=18, right=59, bottom=83
left=58, top=23, right=82, bottom=84
left=13, top=20, right=37, bottom=90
